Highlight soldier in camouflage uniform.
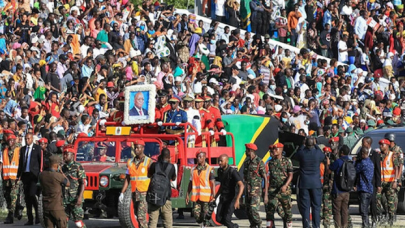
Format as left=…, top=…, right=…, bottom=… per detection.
left=62, top=148, right=87, bottom=228
left=321, top=138, right=339, bottom=228
left=266, top=143, right=293, bottom=228
left=243, top=143, right=268, bottom=228
left=377, top=139, right=400, bottom=226
left=385, top=133, right=404, bottom=222
left=38, top=138, right=50, bottom=169
left=1, top=135, right=20, bottom=224
left=343, top=127, right=357, bottom=150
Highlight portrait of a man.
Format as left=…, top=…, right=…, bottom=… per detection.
left=124, top=84, right=156, bottom=124
left=129, top=92, right=148, bottom=116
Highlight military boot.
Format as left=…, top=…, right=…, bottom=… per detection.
left=380, top=214, right=388, bottom=225
left=371, top=216, right=378, bottom=228
left=14, top=204, right=24, bottom=220
left=4, top=212, right=14, bottom=224
left=388, top=214, right=394, bottom=226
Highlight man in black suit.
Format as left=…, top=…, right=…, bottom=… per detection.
left=294, top=137, right=326, bottom=228
left=360, top=137, right=381, bottom=227
left=129, top=92, right=148, bottom=116
left=166, top=35, right=177, bottom=70
left=17, top=132, right=42, bottom=225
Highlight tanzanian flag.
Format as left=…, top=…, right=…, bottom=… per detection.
left=222, top=115, right=279, bottom=170
left=240, top=0, right=252, bottom=32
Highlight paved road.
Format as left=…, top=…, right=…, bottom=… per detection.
left=1, top=202, right=405, bottom=227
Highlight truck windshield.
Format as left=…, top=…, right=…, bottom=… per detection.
left=120, top=141, right=160, bottom=162
left=77, top=141, right=117, bottom=162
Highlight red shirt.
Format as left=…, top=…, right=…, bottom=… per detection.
left=45, top=102, right=60, bottom=118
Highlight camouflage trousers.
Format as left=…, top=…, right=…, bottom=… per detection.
left=193, top=200, right=209, bottom=225
left=321, top=189, right=332, bottom=227
left=266, top=188, right=292, bottom=223
left=132, top=194, right=148, bottom=228
left=2, top=179, right=18, bottom=213
left=376, top=182, right=396, bottom=217
left=247, top=194, right=262, bottom=227
left=65, top=202, right=86, bottom=228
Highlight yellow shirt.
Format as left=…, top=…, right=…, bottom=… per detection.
left=30, top=17, right=38, bottom=26
left=132, top=61, right=138, bottom=76
left=95, top=88, right=106, bottom=102
left=13, top=74, right=21, bottom=82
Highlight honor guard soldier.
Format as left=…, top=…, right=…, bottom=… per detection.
left=2, top=134, right=20, bottom=224
left=183, top=95, right=202, bottom=149
left=162, top=97, right=188, bottom=134
left=195, top=96, right=215, bottom=138
left=186, top=150, right=216, bottom=228
left=203, top=96, right=226, bottom=135
left=62, top=148, right=87, bottom=228
left=157, top=90, right=171, bottom=121
left=266, top=143, right=293, bottom=228
left=39, top=138, right=50, bottom=169
left=119, top=140, right=152, bottom=228
left=243, top=143, right=268, bottom=228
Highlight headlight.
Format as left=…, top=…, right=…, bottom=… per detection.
left=100, top=176, right=109, bottom=187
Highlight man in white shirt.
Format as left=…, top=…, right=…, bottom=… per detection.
left=218, top=26, right=230, bottom=43
left=354, top=10, right=368, bottom=40
left=93, top=40, right=113, bottom=59
left=338, top=35, right=349, bottom=63
left=80, top=36, right=92, bottom=58
left=215, top=0, right=227, bottom=22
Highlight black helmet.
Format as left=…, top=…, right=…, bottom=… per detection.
left=384, top=133, right=395, bottom=142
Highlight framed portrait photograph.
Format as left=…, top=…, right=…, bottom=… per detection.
left=124, top=84, right=156, bottom=125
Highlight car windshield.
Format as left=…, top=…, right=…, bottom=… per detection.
left=351, top=132, right=405, bottom=156
left=120, top=141, right=161, bottom=162
left=77, top=141, right=117, bottom=162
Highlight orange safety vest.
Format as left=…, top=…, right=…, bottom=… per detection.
left=320, top=163, right=325, bottom=184
left=2, top=148, right=20, bottom=180
left=190, top=164, right=213, bottom=202
left=127, top=156, right=151, bottom=193
left=381, top=151, right=395, bottom=183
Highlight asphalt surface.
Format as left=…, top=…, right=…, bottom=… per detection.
left=1, top=202, right=405, bottom=227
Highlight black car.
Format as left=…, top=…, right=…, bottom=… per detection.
left=349, top=127, right=405, bottom=213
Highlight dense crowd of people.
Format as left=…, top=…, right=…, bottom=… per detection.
left=0, top=0, right=404, bottom=227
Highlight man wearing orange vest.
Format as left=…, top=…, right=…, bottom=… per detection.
left=119, top=139, right=152, bottom=228
left=186, top=150, right=216, bottom=228
left=377, top=139, right=400, bottom=226
left=1, top=134, right=20, bottom=224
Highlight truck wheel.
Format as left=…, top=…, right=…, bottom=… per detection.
left=118, top=186, right=149, bottom=228
left=209, top=185, right=221, bottom=226
left=398, top=188, right=405, bottom=214
left=37, top=194, right=45, bottom=228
